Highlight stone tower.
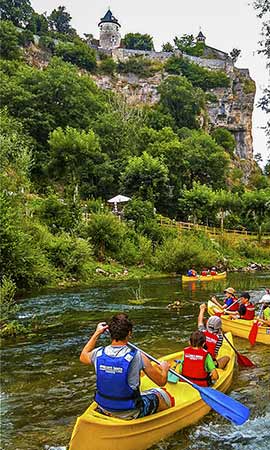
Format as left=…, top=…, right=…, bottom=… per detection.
left=98, top=9, right=121, bottom=50
left=196, top=31, right=206, bottom=43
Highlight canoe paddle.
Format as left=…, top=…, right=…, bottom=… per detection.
left=222, top=333, right=255, bottom=368
left=128, top=342, right=250, bottom=425
left=213, top=299, right=240, bottom=317
left=248, top=305, right=264, bottom=345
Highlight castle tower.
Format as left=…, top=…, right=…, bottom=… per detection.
left=196, top=30, right=206, bottom=43
left=98, top=9, right=121, bottom=50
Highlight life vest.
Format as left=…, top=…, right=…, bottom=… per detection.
left=224, top=297, right=239, bottom=311
left=201, top=271, right=208, bottom=277
left=187, top=269, right=196, bottom=277
left=210, top=270, right=217, bottom=276
left=203, top=330, right=219, bottom=358
left=241, top=303, right=255, bottom=320
left=95, top=347, right=141, bottom=412
left=182, top=346, right=210, bottom=387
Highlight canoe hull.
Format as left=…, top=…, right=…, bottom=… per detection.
left=208, top=300, right=270, bottom=345
left=182, top=272, right=227, bottom=282
left=70, top=333, right=235, bottom=450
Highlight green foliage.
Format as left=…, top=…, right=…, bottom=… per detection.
left=162, top=42, right=174, bottom=52
left=18, top=28, right=34, bottom=46
left=122, top=33, right=154, bottom=51
left=242, top=78, right=256, bottom=94
left=158, top=75, right=205, bottom=129
left=0, top=20, right=22, bottom=60
left=123, top=198, right=155, bottom=227
left=55, top=39, right=97, bottom=72
left=211, top=128, right=236, bottom=155
left=178, top=182, right=216, bottom=224
left=121, top=151, right=169, bottom=203
left=165, top=56, right=230, bottom=90
left=99, top=57, right=117, bottom=75
left=118, top=56, right=159, bottom=78
left=0, top=277, right=17, bottom=324
left=205, top=92, right=218, bottom=103
left=27, top=12, right=48, bottom=35
left=236, top=240, right=270, bottom=262
left=173, top=34, right=205, bottom=56
left=241, top=189, right=270, bottom=240
left=48, top=5, right=76, bottom=36
left=0, top=0, right=33, bottom=27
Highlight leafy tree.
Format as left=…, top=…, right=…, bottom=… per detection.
left=35, top=194, right=81, bottom=234
left=242, top=189, right=270, bottom=241
left=213, top=190, right=241, bottom=231
left=158, top=75, right=205, bottom=129
left=122, top=33, right=154, bottom=51
left=211, top=128, right=236, bottom=156
left=123, top=198, right=155, bottom=228
left=0, top=0, right=33, bottom=27
left=174, top=34, right=205, bottom=56
left=162, top=42, right=174, bottom=52
left=229, top=48, right=241, bottom=63
left=0, top=20, right=22, bottom=60
left=48, top=126, right=106, bottom=200
left=85, top=213, right=124, bottom=260
left=48, top=5, right=76, bottom=35
left=121, top=151, right=169, bottom=203
left=178, top=182, right=216, bottom=224
left=55, top=39, right=97, bottom=72
left=27, top=12, right=48, bottom=35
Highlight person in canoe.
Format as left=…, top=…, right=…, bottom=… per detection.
left=257, top=292, right=270, bottom=325
left=210, top=267, right=218, bottom=276
left=187, top=268, right=198, bottom=277
left=228, top=292, right=255, bottom=320
left=177, top=330, right=219, bottom=387
left=201, top=268, right=209, bottom=277
left=198, top=304, right=230, bottom=369
left=211, top=287, right=239, bottom=313
left=79, top=313, right=174, bottom=419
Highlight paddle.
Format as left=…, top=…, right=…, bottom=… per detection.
left=214, top=299, right=240, bottom=317
left=222, top=333, right=255, bottom=368
left=248, top=305, right=264, bottom=345
left=128, top=342, right=250, bottom=425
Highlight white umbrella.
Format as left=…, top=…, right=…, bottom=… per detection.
left=108, top=195, right=131, bottom=203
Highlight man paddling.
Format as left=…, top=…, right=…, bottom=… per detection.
left=79, top=313, right=174, bottom=419
left=212, top=287, right=239, bottom=313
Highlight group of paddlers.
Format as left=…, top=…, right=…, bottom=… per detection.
left=187, top=267, right=218, bottom=277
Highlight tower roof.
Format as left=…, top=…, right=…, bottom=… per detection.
left=98, top=9, right=121, bottom=27
left=196, top=31, right=206, bottom=41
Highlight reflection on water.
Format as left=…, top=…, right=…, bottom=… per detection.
left=1, top=272, right=270, bottom=450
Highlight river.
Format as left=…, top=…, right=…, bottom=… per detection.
left=1, top=272, right=270, bottom=450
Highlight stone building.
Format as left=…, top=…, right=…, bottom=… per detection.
left=98, top=9, right=121, bottom=50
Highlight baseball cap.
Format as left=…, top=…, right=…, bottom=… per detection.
left=207, top=316, right=222, bottom=333
left=239, top=292, right=250, bottom=300
left=259, top=294, right=270, bottom=304
left=224, top=287, right=235, bottom=295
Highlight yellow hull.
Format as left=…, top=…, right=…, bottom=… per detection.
left=182, top=272, right=227, bottom=282
left=208, top=300, right=270, bottom=345
left=70, top=333, right=235, bottom=450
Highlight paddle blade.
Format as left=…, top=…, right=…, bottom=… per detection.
left=237, top=353, right=256, bottom=368
left=248, top=321, right=259, bottom=345
left=197, top=385, right=250, bottom=425
left=167, top=372, right=179, bottom=383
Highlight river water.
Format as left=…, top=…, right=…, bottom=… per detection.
left=1, top=272, right=270, bottom=450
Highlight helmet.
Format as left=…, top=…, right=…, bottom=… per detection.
left=259, top=294, right=270, bottom=304
left=207, top=316, right=222, bottom=333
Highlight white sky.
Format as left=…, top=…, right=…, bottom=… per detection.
left=32, top=0, right=269, bottom=165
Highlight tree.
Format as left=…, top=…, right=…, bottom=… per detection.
left=174, top=34, right=205, bottom=56
left=229, top=48, right=241, bottom=63
left=162, top=42, right=174, bottom=52
left=242, top=189, right=270, bottom=241
left=211, top=128, right=236, bottom=156
left=213, top=190, right=241, bottom=231
left=122, top=33, right=154, bottom=51
left=123, top=198, right=155, bottom=228
left=121, top=152, right=169, bottom=203
left=48, top=126, right=106, bottom=201
left=0, top=21, right=22, bottom=60
left=0, top=0, right=33, bottom=27
left=48, top=5, right=76, bottom=35
left=178, top=182, right=216, bottom=225
left=27, top=12, right=48, bottom=35
left=86, top=213, right=124, bottom=260
left=158, top=75, right=205, bottom=129
left=55, top=39, right=97, bottom=72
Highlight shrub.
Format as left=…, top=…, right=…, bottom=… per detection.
left=123, top=198, right=155, bottom=228
left=0, top=20, right=22, bottom=59
left=55, top=39, right=97, bottom=71
left=211, top=127, right=236, bottom=156
left=99, top=57, right=117, bottom=75
left=118, top=56, right=158, bottom=78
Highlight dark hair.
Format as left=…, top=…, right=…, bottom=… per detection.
left=190, top=330, right=206, bottom=348
left=108, top=313, right=133, bottom=341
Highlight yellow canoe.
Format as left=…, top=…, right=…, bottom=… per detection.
left=69, top=333, right=235, bottom=450
left=182, top=271, right=227, bottom=282
left=208, top=300, right=270, bottom=345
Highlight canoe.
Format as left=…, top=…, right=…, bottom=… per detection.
left=69, top=333, right=235, bottom=450
left=182, top=271, right=227, bottom=282
left=208, top=300, right=270, bottom=345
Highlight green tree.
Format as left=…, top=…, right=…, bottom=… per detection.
left=242, top=189, right=270, bottom=241
left=48, top=126, right=106, bottom=200
left=85, top=213, right=124, bottom=260
left=162, top=42, right=174, bottom=52
left=27, top=12, right=48, bottom=35
left=122, top=33, right=154, bottom=51
left=211, top=128, right=236, bottom=156
left=48, top=5, right=76, bottom=35
left=178, top=182, right=216, bottom=224
left=213, top=190, right=241, bottom=231
left=121, top=152, right=169, bottom=203
left=174, top=34, right=205, bottom=56
left=0, top=20, right=22, bottom=60
left=123, top=198, right=155, bottom=228
left=55, top=39, right=97, bottom=71
left=35, top=194, right=81, bottom=234
left=0, top=0, right=33, bottom=27
left=158, top=76, right=205, bottom=129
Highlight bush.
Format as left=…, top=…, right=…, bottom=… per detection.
left=18, top=29, right=34, bottom=46
left=0, top=20, right=22, bottom=59
left=55, top=39, right=97, bottom=72
left=39, top=35, right=56, bottom=52
left=118, top=56, right=158, bottom=78
left=99, top=57, right=117, bottom=75
left=123, top=198, right=155, bottom=228
left=0, top=277, right=17, bottom=324
left=211, top=128, right=236, bottom=156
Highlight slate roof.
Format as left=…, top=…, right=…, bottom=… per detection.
left=98, top=9, right=121, bottom=27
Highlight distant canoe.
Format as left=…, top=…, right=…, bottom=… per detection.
left=182, top=272, right=227, bottom=282
left=208, top=300, right=270, bottom=345
left=69, top=333, right=235, bottom=450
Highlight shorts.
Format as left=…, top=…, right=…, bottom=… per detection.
left=137, top=390, right=160, bottom=418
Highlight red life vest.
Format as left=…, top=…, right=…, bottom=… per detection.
left=201, top=271, right=208, bottom=276
left=203, top=330, right=219, bottom=358
left=241, top=303, right=255, bottom=320
left=182, top=346, right=209, bottom=387
left=210, top=270, right=217, bottom=276
left=224, top=297, right=239, bottom=311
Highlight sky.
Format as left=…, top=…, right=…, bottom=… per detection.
left=32, top=0, right=269, bottom=165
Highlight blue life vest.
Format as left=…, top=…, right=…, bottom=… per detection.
left=94, top=347, right=141, bottom=411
